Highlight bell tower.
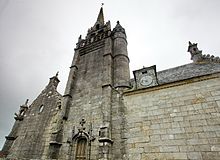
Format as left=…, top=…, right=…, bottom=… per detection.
left=60, top=7, right=130, bottom=160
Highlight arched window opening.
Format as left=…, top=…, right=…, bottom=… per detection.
left=39, top=105, right=44, bottom=113
left=75, top=138, right=87, bottom=160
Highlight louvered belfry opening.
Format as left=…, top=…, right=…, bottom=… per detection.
left=75, top=138, right=87, bottom=160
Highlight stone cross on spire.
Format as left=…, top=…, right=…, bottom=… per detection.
left=25, top=99, right=29, bottom=105
left=95, top=6, right=104, bottom=26
left=55, top=71, right=59, bottom=77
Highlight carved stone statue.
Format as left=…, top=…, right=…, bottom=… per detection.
left=14, top=99, right=29, bottom=119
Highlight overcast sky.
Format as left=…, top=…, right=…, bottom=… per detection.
left=1, top=0, right=220, bottom=148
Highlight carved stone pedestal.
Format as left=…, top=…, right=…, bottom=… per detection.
left=98, top=126, right=113, bottom=160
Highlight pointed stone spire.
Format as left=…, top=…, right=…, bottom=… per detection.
left=94, top=7, right=104, bottom=27
left=113, top=21, right=126, bottom=34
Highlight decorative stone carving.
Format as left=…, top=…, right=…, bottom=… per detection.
left=67, top=119, right=95, bottom=160
left=50, top=101, right=63, bottom=143
left=188, top=41, right=220, bottom=63
left=75, top=7, right=111, bottom=50
left=71, top=119, right=95, bottom=142
left=14, top=99, right=29, bottom=120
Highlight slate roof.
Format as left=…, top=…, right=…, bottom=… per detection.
left=157, top=62, right=220, bottom=85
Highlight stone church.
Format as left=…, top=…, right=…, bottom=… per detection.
left=1, top=7, right=220, bottom=160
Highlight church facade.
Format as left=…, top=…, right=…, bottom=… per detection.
left=1, top=8, right=220, bottom=160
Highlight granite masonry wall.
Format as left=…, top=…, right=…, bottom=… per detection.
left=2, top=76, right=62, bottom=160
left=59, top=42, right=113, bottom=159
left=123, top=74, right=220, bottom=160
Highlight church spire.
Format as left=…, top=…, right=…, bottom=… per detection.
left=94, top=6, right=104, bottom=26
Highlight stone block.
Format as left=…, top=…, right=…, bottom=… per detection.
left=190, top=119, right=207, bottom=127
left=159, top=146, right=179, bottom=152
left=128, top=153, right=141, bottom=160
left=161, top=134, right=174, bottom=140
left=167, top=127, right=185, bottom=134
left=201, top=152, right=220, bottom=160
left=150, top=124, right=160, bottom=130
left=144, top=146, right=160, bottom=153
left=187, top=152, right=202, bottom=160
left=211, top=145, right=220, bottom=151
left=150, top=135, right=161, bottom=141
left=172, top=153, right=188, bottom=159
left=152, top=129, right=166, bottom=135
left=194, top=144, right=211, bottom=151
left=216, top=100, right=220, bottom=107
left=179, top=145, right=194, bottom=152
left=192, top=126, right=204, bottom=132
left=173, top=117, right=184, bottom=122
left=127, top=136, right=150, bottom=144
left=203, top=125, right=220, bottom=132
left=179, top=121, right=191, bottom=127
left=187, top=138, right=208, bottom=145
left=174, top=133, right=186, bottom=139
left=128, top=147, right=144, bottom=154
left=198, top=131, right=216, bottom=138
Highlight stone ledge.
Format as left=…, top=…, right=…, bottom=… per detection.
left=98, top=137, right=114, bottom=144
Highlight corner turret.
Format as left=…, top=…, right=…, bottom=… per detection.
left=113, top=21, right=126, bottom=35
left=112, top=21, right=130, bottom=89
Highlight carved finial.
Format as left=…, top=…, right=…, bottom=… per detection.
left=78, top=119, right=86, bottom=132
left=113, top=20, right=126, bottom=34
left=101, top=3, right=104, bottom=7
left=80, top=118, right=86, bottom=127
left=15, top=99, right=29, bottom=119
left=56, top=71, right=59, bottom=77
left=187, top=41, right=202, bottom=62
left=78, top=35, right=82, bottom=42
left=25, top=99, right=29, bottom=105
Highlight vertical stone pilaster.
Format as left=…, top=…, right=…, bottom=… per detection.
left=98, top=37, right=114, bottom=159
left=63, top=50, right=79, bottom=120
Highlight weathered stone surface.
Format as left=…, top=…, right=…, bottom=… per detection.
left=1, top=74, right=62, bottom=159
left=1, top=7, right=220, bottom=160
left=124, top=74, right=220, bottom=159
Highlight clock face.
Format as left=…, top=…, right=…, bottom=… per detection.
left=140, top=75, right=153, bottom=86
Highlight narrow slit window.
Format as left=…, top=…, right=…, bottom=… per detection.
left=39, top=105, right=44, bottom=113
